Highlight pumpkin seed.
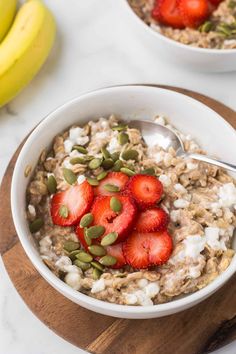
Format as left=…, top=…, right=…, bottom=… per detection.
left=120, top=167, right=135, bottom=177
left=92, top=268, right=102, bottom=280
left=46, top=175, right=57, bottom=194
left=112, top=124, right=127, bottom=131
left=76, top=251, right=93, bottom=263
left=59, top=205, right=69, bottom=218
left=118, top=132, right=129, bottom=145
left=111, top=152, right=120, bottom=162
left=72, top=145, right=88, bottom=154
left=69, top=250, right=81, bottom=261
left=89, top=158, right=102, bottom=170
left=70, top=157, right=86, bottom=165
left=121, top=149, right=139, bottom=161
left=85, top=155, right=94, bottom=161
left=97, top=171, right=108, bottom=181
left=141, top=167, right=155, bottom=176
left=63, top=168, right=77, bottom=185
left=228, top=0, right=236, bottom=9
left=80, top=213, right=94, bottom=228
left=87, top=177, right=99, bottom=186
left=63, top=241, right=80, bottom=252
left=199, top=21, right=213, bottom=33
left=74, top=259, right=91, bottom=271
left=86, top=225, right=105, bottom=239
left=104, top=184, right=120, bottom=193
left=84, top=232, right=92, bottom=246
left=101, top=147, right=111, bottom=159
left=110, top=197, right=122, bottom=212
left=102, top=158, right=114, bottom=170
left=99, top=255, right=117, bottom=266
left=29, top=218, right=43, bottom=233
left=113, top=160, right=123, bottom=172
left=101, top=232, right=118, bottom=246
left=91, top=260, right=104, bottom=272
left=216, top=23, right=232, bottom=36
left=88, top=245, right=107, bottom=257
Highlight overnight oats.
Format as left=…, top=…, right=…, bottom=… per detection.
left=26, top=115, right=236, bottom=306
left=128, top=0, right=236, bottom=49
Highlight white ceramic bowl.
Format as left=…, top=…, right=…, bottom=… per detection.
left=11, top=85, right=236, bottom=319
left=121, top=0, right=236, bottom=72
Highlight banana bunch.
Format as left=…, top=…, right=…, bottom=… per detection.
left=0, top=0, right=56, bottom=107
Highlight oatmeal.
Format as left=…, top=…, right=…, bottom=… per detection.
left=26, top=114, right=235, bottom=306
left=128, top=0, right=236, bottom=49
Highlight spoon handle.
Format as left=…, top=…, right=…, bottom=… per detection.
left=186, top=153, right=236, bottom=173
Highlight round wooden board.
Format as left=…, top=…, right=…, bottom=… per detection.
left=1, top=85, right=236, bottom=354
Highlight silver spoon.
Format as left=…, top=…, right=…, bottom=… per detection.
left=128, top=120, right=236, bottom=173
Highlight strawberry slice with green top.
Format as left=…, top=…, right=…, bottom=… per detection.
left=50, top=181, right=94, bottom=226
left=91, top=195, right=137, bottom=243
left=134, top=207, right=169, bottom=232
left=94, top=172, right=129, bottom=196
left=125, top=174, right=163, bottom=209
left=123, top=230, right=173, bottom=269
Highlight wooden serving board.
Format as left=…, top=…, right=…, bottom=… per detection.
left=1, top=85, right=236, bottom=354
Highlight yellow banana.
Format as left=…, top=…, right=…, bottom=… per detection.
left=0, top=0, right=56, bottom=107
left=0, top=0, right=17, bottom=42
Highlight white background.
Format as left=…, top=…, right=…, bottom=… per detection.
left=0, top=1, right=236, bottom=353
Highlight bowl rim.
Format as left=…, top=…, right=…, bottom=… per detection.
left=11, top=84, right=236, bottom=316
left=122, top=0, right=236, bottom=55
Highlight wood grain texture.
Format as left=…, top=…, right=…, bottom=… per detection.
left=0, top=86, right=236, bottom=354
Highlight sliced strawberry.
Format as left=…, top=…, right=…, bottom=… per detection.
left=134, top=207, right=169, bottom=232
left=152, top=0, right=185, bottom=29
left=178, top=0, right=209, bottom=28
left=91, top=195, right=137, bottom=243
left=51, top=181, right=93, bottom=226
left=208, top=0, right=222, bottom=5
left=94, top=172, right=129, bottom=196
left=125, top=174, right=163, bottom=209
left=123, top=230, right=173, bottom=269
left=106, top=243, right=127, bottom=269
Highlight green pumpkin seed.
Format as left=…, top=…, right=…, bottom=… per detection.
left=216, top=23, right=232, bottom=36
left=199, top=21, right=213, bottom=33
left=99, top=255, right=117, bottom=266
left=70, top=157, right=86, bottom=165
left=87, top=177, right=99, bottom=186
left=101, top=147, right=111, bottom=159
left=112, top=124, right=127, bottom=131
left=89, top=158, right=102, bottom=170
left=111, top=152, right=120, bottom=162
left=85, top=155, right=94, bottom=161
left=88, top=245, right=107, bottom=257
left=118, top=132, right=129, bottom=145
left=69, top=250, right=81, bottom=261
left=120, top=167, right=135, bottom=177
left=113, top=160, right=123, bottom=172
left=72, top=145, right=88, bottom=154
left=91, top=260, right=104, bottom=272
left=46, top=175, right=57, bottom=194
left=86, top=225, right=105, bottom=239
left=29, top=218, right=43, bottom=233
left=80, top=213, right=94, bottom=228
left=59, top=205, right=69, bottom=218
left=101, top=232, right=118, bottom=246
left=63, top=241, right=80, bottom=252
left=110, top=197, right=122, bottom=212
left=228, top=0, right=236, bottom=9
left=102, top=158, right=114, bottom=170
left=74, top=259, right=91, bottom=271
left=121, top=149, right=139, bottom=161
left=76, top=251, right=93, bottom=263
left=97, top=171, right=108, bottom=181
left=63, top=168, right=77, bottom=185
left=84, top=232, right=92, bottom=246
left=92, top=268, right=102, bottom=280
left=141, top=168, right=155, bottom=176
left=103, top=184, right=120, bottom=193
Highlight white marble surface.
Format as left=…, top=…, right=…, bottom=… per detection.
left=0, top=0, right=236, bottom=353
